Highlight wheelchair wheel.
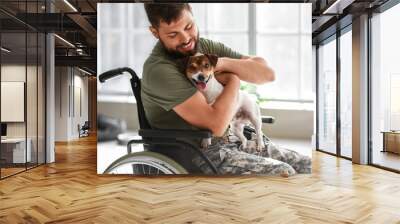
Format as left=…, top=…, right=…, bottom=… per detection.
left=103, top=151, right=188, bottom=175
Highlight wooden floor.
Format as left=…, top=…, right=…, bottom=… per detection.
left=1, top=163, right=44, bottom=178
left=1, top=167, right=26, bottom=178
left=1, top=135, right=400, bottom=223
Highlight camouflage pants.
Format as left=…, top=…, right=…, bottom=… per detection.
left=193, top=135, right=311, bottom=176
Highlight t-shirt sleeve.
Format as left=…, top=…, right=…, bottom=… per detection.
left=144, top=63, right=197, bottom=111
left=202, top=38, right=243, bottom=59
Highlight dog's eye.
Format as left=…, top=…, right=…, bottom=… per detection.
left=205, top=63, right=209, bottom=68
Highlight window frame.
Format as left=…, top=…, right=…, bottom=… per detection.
left=315, top=24, right=353, bottom=161
left=98, top=3, right=313, bottom=105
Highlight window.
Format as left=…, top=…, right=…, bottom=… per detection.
left=98, top=4, right=156, bottom=96
left=317, top=37, right=337, bottom=154
left=256, top=4, right=312, bottom=103
left=0, top=1, right=46, bottom=179
left=197, top=4, right=249, bottom=55
left=371, top=3, right=400, bottom=171
left=390, top=74, right=400, bottom=130
left=340, top=29, right=352, bottom=158
left=98, top=3, right=312, bottom=105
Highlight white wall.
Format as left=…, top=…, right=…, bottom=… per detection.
left=55, top=67, right=68, bottom=141
left=1, top=65, right=41, bottom=138
left=1, top=66, right=26, bottom=132
left=98, top=101, right=138, bottom=130
left=1, top=63, right=47, bottom=163
left=72, top=73, right=89, bottom=138
left=97, top=101, right=313, bottom=140
left=261, top=108, right=314, bottom=139
left=55, top=67, right=89, bottom=141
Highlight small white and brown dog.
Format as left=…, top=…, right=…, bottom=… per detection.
left=183, top=53, right=265, bottom=151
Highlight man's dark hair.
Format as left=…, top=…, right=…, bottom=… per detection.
left=144, top=3, right=192, bottom=28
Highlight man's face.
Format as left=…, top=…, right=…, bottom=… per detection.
left=150, top=9, right=199, bottom=58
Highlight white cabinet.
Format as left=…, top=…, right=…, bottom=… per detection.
left=1, top=138, right=31, bottom=163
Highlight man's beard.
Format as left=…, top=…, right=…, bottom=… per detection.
left=160, top=32, right=200, bottom=59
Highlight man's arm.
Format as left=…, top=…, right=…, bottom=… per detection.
left=173, top=73, right=240, bottom=137
left=215, top=55, right=275, bottom=84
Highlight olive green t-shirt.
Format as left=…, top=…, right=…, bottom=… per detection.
left=141, top=37, right=243, bottom=144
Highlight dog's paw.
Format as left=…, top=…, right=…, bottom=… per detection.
left=239, top=141, right=250, bottom=151
left=256, top=142, right=265, bottom=152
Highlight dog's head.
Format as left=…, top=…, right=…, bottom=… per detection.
left=183, top=53, right=218, bottom=91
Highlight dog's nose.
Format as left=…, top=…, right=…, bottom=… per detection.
left=198, top=74, right=205, bottom=81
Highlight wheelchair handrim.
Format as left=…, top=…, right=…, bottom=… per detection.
left=107, top=159, right=176, bottom=174
left=103, top=151, right=188, bottom=175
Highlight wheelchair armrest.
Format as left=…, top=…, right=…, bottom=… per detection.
left=139, top=129, right=212, bottom=139
left=262, top=116, right=275, bottom=124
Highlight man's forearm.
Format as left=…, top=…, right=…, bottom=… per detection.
left=209, top=79, right=240, bottom=136
left=216, top=57, right=275, bottom=84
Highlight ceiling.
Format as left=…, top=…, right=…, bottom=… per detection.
left=0, top=0, right=393, bottom=73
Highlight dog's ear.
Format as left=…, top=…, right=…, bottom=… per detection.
left=205, top=54, right=218, bottom=67
left=179, top=56, right=191, bottom=72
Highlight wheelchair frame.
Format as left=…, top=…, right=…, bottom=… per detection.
left=99, top=67, right=275, bottom=175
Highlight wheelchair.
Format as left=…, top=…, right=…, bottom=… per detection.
left=99, top=67, right=275, bottom=175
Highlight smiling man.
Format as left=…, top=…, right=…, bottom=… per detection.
left=141, top=3, right=311, bottom=175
